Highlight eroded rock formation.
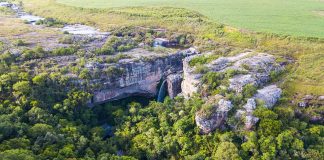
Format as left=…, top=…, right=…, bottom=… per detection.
left=189, top=52, right=285, bottom=133
left=89, top=48, right=197, bottom=104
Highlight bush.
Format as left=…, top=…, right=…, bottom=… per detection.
left=202, top=72, right=225, bottom=90
left=59, top=35, right=73, bottom=44
left=117, top=44, right=134, bottom=52
left=79, top=69, right=90, bottom=79
left=21, top=50, right=36, bottom=60
left=35, top=18, right=64, bottom=27
left=104, top=66, right=124, bottom=77
left=15, top=39, right=27, bottom=46
left=51, top=47, right=76, bottom=56
left=95, top=46, right=115, bottom=55
left=189, top=54, right=219, bottom=67
left=194, top=64, right=209, bottom=74
left=0, top=51, right=15, bottom=64
left=99, top=36, right=137, bottom=54
left=270, top=70, right=283, bottom=82
left=242, top=84, right=257, bottom=98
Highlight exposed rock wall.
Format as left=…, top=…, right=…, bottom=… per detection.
left=90, top=49, right=196, bottom=104
left=167, top=73, right=183, bottom=99
left=181, top=55, right=202, bottom=97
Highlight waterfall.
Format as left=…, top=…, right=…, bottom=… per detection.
left=157, top=80, right=167, bottom=102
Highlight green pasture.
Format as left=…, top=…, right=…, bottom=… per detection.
left=56, top=0, right=324, bottom=38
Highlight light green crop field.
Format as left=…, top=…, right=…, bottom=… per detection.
left=56, top=0, right=324, bottom=38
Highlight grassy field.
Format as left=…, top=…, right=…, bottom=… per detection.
left=13, top=0, right=324, bottom=97
left=56, top=0, right=324, bottom=38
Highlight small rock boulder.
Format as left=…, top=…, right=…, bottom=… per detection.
left=254, top=85, right=282, bottom=108
left=318, top=96, right=324, bottom=101
left=245, top=115, right=259, bottom=130
left=243, top=98, right=257, bottom=112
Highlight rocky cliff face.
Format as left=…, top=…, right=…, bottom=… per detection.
left=166, top=73, right=183, bottom=99
left=181, top=55, right=202, bottom=97
left=88, top=48, right=197, bottom=104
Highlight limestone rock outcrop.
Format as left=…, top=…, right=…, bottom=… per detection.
left=188, top=51, right=285, bottom=133
left=182, top=52, right=284, bottom=97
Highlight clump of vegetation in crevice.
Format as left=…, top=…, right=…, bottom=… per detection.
left=104, top=66, right=125, bottom=78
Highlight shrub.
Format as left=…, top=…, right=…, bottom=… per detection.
left=189, top=54, right=219, bottom=67
left=104, top=66, right=124, bottom=77
left=202, top=72, right=225, bottom=90
left=270, top=70, right=283, bottom=82
left=242, top=84, right=257, bottom=98
left=194, top=64, right=209, bottom=74
left=51, top=47, right=76, bottom=56
left=96, top=36, right=136, bottom=55
left=59, top=35, right=73, bottom=44
left=15, top=39, right=27, bottom=46
left=117, top=44, right=134, bottom=52
left=35, top=18, right=64, bottom=27
left=94, top=46, right=115, bottom=55
left=21, top=50, right=36, bottom=60
left=0, top=51, right=15, bottom=64
left=79, top=69, right=90, bottom=79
